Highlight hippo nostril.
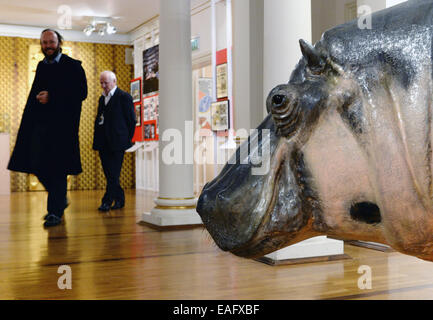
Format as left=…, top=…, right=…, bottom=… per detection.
left=272, top=94, right=285, bottom=107
left=350, top=202, right=381, bottom=224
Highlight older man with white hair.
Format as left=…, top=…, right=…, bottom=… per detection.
left=93, top=70, right=136, bottom=212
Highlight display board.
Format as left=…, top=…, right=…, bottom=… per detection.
left=211, top=100, right=229, bottom=131
left=142, top=45, right=159, bottom=95
left=130, top=77, right=142, bottom=103
left=197, top=77, right=212, bottom=132
left=215, top=48, right=230, bottom=134
left=131, top=77, right=143, bottom=142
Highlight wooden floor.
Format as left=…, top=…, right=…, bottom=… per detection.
left=1, top=189, right=433, bottom=300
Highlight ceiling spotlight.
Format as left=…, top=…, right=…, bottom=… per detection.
left=106, top=23, right=117, bottom=35
left=83, top=17, right=117, bottom=36
left=83, top=24, right=95, bottom=36
left=98, top=26, right=106, bottom=36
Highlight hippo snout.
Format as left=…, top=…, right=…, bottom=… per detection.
left=197, top=115, right=299, bottom=256
left=197, top=162, right=265, bottom=251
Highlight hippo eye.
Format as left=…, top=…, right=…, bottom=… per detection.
left=307, top=66, right=324, bottom=76
left=272, top=95, right=286, bottom=107
left=269, top=92, right=300, bottom=137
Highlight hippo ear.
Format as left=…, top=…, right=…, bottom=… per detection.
left=299, top=39, right=325, bottom=73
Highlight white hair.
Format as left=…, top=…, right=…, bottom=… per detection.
left=100, top=70, right=117, bottom=82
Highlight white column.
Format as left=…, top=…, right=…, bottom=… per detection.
left=261, top=0, right=344, bottom=262
left=211, top=0, right=218, bottom=178
left=263, top=0, right=312, bottom=117
left=232, top=0, right=264, bottom=132
left=140, top=0, right=202, bottom=227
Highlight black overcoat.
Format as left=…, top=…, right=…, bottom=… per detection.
left=8, top=54, right=88, bottom=175
left=92, top=88, right=136, bottom=152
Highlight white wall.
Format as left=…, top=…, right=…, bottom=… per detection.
left=312, top=0, right=336, bottom=44
left=312, top=0, right=408, bottom=45
left=263, top=0, right=312, bottom=116
left=357, top=0, right=386, bottom=12
left=232, top=0, right=264, bottom=130
left=191, top=1, right=227, bottom=61
left=132, top=1, right=227, bottom=80
left=312, top=0, right=357, bottom=44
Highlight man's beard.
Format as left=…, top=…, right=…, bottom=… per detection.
left=42, top=45, right=61, bottom=60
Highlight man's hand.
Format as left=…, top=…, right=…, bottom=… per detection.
left=36, top=91, right=49, bottom=104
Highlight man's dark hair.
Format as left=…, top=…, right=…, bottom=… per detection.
left=40, top=28, right=64, bottom=47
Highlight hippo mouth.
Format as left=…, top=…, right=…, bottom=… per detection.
left=229, top=158, right=292, bottom=257
left=229, top=144, right=317, bottom=258
left=229, top=142, right=292, bottom=255
left=198, top=136, right=315, bottom=259
left=197, top=137, right=288, bottom=253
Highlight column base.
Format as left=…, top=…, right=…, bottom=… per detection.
left=256, top=236, right=348, bottom=266
left=140, top=207, right=203, bottom=228
left=139, top=197, right=202, bottom=228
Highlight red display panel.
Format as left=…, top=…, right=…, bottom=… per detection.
left=215, top=48, right=229, bottom=137
left=132, top=102, right=143, bottom=142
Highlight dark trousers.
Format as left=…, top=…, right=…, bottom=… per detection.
left=99, top=150, right=125, bottom=205
left=36, top=172, right=67, bottom=218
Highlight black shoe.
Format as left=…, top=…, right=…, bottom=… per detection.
left=43, top=198, right=69, bottom=220
left=98, top=203, right=111, bottom=212
left=111, top=201, right=125, bottom=210
left=43, top=214, right=62, bottom=227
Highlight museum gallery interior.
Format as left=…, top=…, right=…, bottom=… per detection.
left=1, top=0, right=433, bottom=301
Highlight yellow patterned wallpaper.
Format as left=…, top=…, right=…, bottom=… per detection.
left=0, top=36, right=135, bottom=192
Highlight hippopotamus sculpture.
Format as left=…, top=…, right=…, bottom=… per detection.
left=197, top=0, right=433, bottom=262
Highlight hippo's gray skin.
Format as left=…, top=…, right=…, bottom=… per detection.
left=197, top=0, right=433, bottom=262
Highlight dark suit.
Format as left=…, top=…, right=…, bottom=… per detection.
left=8, top=54, right=88, bottom=217
left=93, top=88, right=136, bottom=206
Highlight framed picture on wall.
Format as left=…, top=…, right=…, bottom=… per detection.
left=143, top=120, right=158, bottom=141
left=216, top=63, right=228, bottom=99
left=130, top=78, right=142, bottom=103
left=134, top=103, right=141, bottom=127
left=197, top=78, right=213, bottom=132
left=142, top=45, right=159, bottom=94
left=211, top=100, right=230, bottom=131
left=142, top=93, right=159, bottom=122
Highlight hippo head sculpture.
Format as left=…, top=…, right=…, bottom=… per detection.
left=197, top=0, right=433, bottom=262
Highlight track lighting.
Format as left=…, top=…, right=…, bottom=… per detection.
left=83, top=17, right=117, bottom=36
left=83, top=24, right=95, bottom=36
left=106, top=23, right=117, bottom=35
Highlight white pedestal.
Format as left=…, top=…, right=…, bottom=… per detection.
left=139, top=197, right=202, bottom=228
left=141, top=209, right=202, bottom=227
left=260, top=236, right=345, bottom=265
left=0, top=133, right=10, bottom=195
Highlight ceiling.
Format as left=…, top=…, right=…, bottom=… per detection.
left=0, top=0, right=207, bottom=34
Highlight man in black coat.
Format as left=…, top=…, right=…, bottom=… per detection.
left=93, top=71, right=136, bottom=212
left=8, top=29, right=88, bottom=227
